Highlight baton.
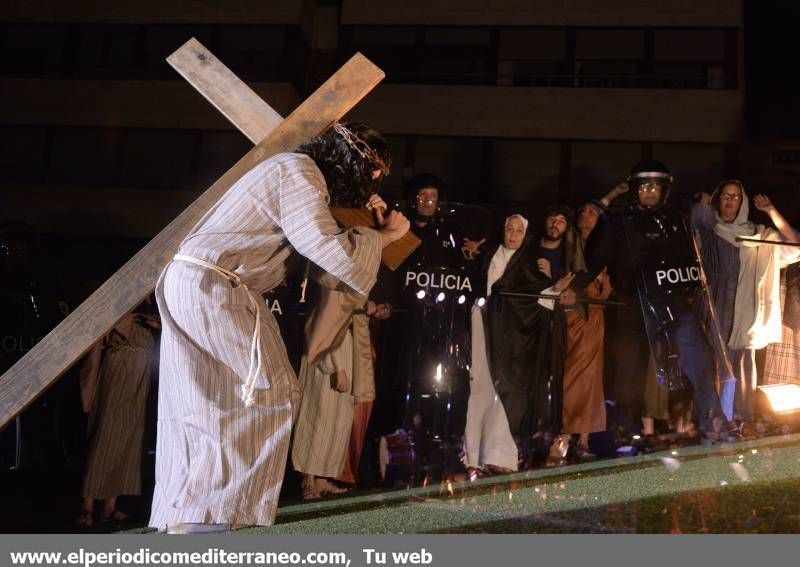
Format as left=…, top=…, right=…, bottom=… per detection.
left=498, top=291, right=627, bottom=307
left=735, top=236, right=800, bottom=247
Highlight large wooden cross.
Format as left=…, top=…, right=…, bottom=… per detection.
left=0, top=38, right=385, bottom=429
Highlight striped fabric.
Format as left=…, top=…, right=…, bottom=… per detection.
left=148, top=153, right=382, bottom=529
left=292, top=278, right=376, bottom=482
left=764, top=276, right=800, bottom=385
left=292, top=329, right=355, bottom=479
left=82, top=318, right=155, bottom=499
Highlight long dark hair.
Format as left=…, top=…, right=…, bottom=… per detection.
left=296, top=121, right=392, bottom=208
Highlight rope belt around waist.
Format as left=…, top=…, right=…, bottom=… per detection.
left=173, top=254, right=263, bottom=406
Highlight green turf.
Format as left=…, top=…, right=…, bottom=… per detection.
left=430, top=478, right=800, bottom=533
left=239, top=434, right=800, bottom=534
left=120, top=434, right=800, bottom=534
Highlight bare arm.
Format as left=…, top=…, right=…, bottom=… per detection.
left=600, top=182, right=629, bottom=207
left=754, top=194, right=800, bottom=243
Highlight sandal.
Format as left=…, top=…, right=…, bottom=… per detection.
left=315, top=478, right=349, bottom=496
left=302, top=484, right=321, bottom=500
left=301, top=476, right=321, bottom=500
left=100, top=510, right=129, bottom=523
left=75, top=510, right=94, bottom=528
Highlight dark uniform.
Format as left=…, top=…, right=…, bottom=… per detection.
left=577, top=164, right=728, bottom=440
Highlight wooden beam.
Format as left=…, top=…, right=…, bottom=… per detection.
left=170, top=38, right=420, bottom=269
left=0, top=49, right=385, bottom=430
left=167, top=38, right=283, bottom=144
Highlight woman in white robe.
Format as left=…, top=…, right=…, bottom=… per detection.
left=463, top=215, right=528, bottom=475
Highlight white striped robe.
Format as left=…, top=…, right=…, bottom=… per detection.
left=292, top=328, right=356, bottom=479
left=148, top=153, right=381, bottom=529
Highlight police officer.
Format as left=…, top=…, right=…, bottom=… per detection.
left=575, top=160, right=733, bottom=445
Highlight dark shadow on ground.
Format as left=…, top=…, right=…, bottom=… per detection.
left=429, top=478, right=800, bottom=533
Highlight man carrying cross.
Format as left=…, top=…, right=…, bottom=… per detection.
left=148, top=122, right=410, bottom=533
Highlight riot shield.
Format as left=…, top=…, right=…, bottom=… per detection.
left=623, top=209, right=701, bottom=393
left=401, top=265, right=478, bottom=392
left=630, top=207, right=737, bottom=413
left=393, top=203, right=491, bottom=479
left=399, top=203, right=490, bottom=389
left=636, top=256, right=700, bottom=392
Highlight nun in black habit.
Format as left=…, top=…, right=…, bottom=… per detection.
left=468, top=214, right=574, bottom=469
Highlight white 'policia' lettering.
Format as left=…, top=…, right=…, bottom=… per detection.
left=405, top=271, right=473, bottom=292
left=655, top=266, right=701, bottom=286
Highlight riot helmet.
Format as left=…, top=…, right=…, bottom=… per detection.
left=406, top=173, right=447, bottom=222
left=627, top=160, right=673, bottom=210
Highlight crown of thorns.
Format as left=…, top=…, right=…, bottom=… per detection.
left=333, top=122, right=390, bottom=177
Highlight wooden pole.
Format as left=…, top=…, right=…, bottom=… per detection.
left=735, top=236, right=800, bottom=247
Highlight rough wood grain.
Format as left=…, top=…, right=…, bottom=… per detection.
left=330, top=208, right=421, bottom=271
left=0, top=50, right=385, bottom=429
left=171, top=39, right=414, bottom=270
left=167, top=37, right=283, bottom=144
left=172, top=40, right=415, bottom=271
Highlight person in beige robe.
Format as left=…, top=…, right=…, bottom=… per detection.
left=561, top=271, right=611, bottom=456
left=291, top=275, right=380, bottom=498
left=336, top=301, right=390, bottom=486
left=76, top=307, right=159, bottom=527
left=148, top=123, right=409, bottom=533
left=560, top=188, right=627, bottom=458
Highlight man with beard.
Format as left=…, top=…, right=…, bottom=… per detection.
left=149, top=122, right=409, bottom=532
left=470, top=214, right=577, bottom=471
left=559, top=185, right=629, bottom=458
left=575, top=160, right=733, bottom=446
left=534, top=205, right=602, bottom=464
left=536, top=205, right=585, bottom=284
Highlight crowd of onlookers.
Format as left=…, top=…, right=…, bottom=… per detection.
left=3, top=150, right=800, bottom=530
left=360, top=163, right=800, bottom=486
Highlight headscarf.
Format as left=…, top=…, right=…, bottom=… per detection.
left=710, top=182, right=799, bottom=348
left=711, top=181, right=757, bottom=246
left=487, top=214, right=528, bottom=295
